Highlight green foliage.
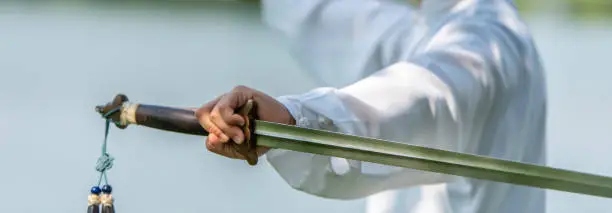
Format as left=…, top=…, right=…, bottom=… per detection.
left=20, top=0, right=612, bottom=20
left=567, top=0, right=612, bottom=20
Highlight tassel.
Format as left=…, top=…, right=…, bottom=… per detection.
left=100, top=185, right=115, bottom=213
left=88, top=186, right=101, bottom=213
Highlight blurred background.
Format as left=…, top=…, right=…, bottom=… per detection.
left=0, top=0, right=611, bottom=212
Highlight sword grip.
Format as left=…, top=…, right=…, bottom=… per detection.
left=96, top=94, right=260, bottom=165
left=135, top=104, right=208, bottom=136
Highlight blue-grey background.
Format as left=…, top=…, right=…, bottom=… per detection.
left=0, top=1, right=610, bottom=212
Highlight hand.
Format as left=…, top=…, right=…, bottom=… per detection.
left=195, top=85, right=296, bottom=160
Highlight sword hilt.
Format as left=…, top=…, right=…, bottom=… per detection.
left=95, top=94, right=259, bottom=165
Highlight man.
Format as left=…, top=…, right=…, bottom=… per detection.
left=195, top=0, right=547, bottom=213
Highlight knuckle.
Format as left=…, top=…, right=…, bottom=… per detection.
left=216, top=93, right=227, bottom=100
left=195, top=106, right=212, bottom=120
left=198, top=119, right=209, bottom=131
left=232, top=85, right=249, bottom=92
left=197, top=115, right=210, bottom=129
left=200, top=122, right=208, bottom=131
left=231, top=127, right=243, bottom=136
left=206, top=141, right=219, bottom=153
left=210, top=111, right=221, bottom=121
left=205, top=141, right=213, bottom=151
left=196, top=96, right=222, bottom=119
left=210, top=127, right=220, bottom=135
left=231, top=114, right=245, bottom=126
left=194, top=108, right=204, bottom=118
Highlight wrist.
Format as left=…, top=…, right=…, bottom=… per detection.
left=276, top=96, right=301, bottom=126
left=288, top=114, right=296, bottom=125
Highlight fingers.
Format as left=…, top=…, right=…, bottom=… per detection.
left=195, top=88, right=251, bottom=145
left=205, top=136, right=244, bottom=160
left=210, top=93, right=247, bottom=143
left=196, top=95, right=230, bottom=143
left=205, top=133, right=219, bottom=150
left=210, top=108, right=246, bottom=144
left=209, top=87, right=250, bottom=144
left=198, top=85, right=265, bottom=160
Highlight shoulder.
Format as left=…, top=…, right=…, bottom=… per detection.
left=430, top=1, right=540, bottom=66
left=420, top=1, right=544, bottom=91
left=444, top=1, right=536, bottom=56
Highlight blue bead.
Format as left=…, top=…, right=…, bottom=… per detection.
left=101, top=185, right=112, bottom=193
left=90, top=186, right=101, bottom=195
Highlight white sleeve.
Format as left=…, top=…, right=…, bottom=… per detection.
left=261, top=0, right=415, bottom=43
left=265, top=19, right=513, bottom=199
left=261, top=0, right=418, bottom=85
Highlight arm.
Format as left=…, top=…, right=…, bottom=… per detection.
left=261, top=0, right=415, bottom=42
left=261, top=0, right=418, bottom=85
left=265, top=19, right=511, bottom=199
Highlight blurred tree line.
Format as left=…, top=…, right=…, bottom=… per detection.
left=565, top=0, right=612, bottom=19
left=23, top=0, right=612, bottom=20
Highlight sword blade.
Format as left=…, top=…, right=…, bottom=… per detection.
left=253, top=120, right=612, bottom=198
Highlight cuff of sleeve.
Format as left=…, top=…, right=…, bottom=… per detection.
left=276, top=95, right=312, bottom=128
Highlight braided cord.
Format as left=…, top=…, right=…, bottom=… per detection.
left=96, top=108, right=120, bottom=186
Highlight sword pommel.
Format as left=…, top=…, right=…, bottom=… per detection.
left=96, top=94, right=130, bottom=129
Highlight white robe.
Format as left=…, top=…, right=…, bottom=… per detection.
left=262, top=0, right=547, bottom=213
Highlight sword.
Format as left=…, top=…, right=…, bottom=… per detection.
left=95, top=94, right=612, bottom=199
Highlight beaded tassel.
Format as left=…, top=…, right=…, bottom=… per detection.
left=87, top=186, right=101, bottom=213
left=100, top=185, right=115, bottom=213
left=90, top=109, right=119, bottom=213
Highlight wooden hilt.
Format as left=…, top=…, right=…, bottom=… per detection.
left=95, top=94, right=260, bottom=165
